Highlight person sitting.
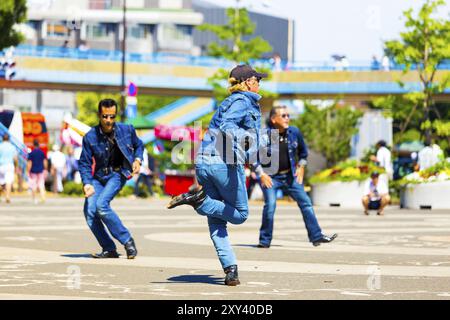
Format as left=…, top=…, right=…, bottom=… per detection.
left=362, top=171, right=390, bottom=216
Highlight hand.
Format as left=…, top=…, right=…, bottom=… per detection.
left=83, top=184, right=95, bottom=198
left=370, top=155, right=378, bottom=162
left=295, top=165, right=304, bottom=185
left=132, top=160, right=141, bottom=175
left=260, top=173, right=273, bottom=189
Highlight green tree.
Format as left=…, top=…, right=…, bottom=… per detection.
left=197, top=7, right=274, bottom=102
left=371, top=94, right=450, bottom=152
left=291, top=101, right=363, bottom=167
left=384, top=0, right=450, bottom=145
left=75, top=92, right=121, bottom=126
left=0, top=0, right=27, bottom=51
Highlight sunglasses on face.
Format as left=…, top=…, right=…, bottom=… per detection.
left=101, top=114, right=116, bottom=120
left=280, top=113, right=290, bottom=119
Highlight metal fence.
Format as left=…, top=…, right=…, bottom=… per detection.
left=6, top=45, right=450, bottom=72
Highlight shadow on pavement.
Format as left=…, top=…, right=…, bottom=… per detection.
left=152, top=275, right=224, bottom=285
left=61, top=254, right=95, bottom=258
left=235, top=244, right=283, bottom=248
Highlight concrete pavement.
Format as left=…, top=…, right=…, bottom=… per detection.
left=0, top=196, right=449, bottom=300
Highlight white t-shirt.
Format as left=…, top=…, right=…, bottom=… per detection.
left=418, top=146, right=435, bottom=171
left=50, top=151, right=66, bottom=170
left=376, top=147, right=393, bottom=177
left=364, top=179, right=389, bottom=201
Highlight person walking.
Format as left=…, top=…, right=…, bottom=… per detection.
left=133, top=148, right=154, bottom=198
left=370, top=140, right=393, bottom=182
left=167, top=64, right=268, bottom=286
left=27, top=139, right=48, bottom=204
left=49, top=145, right=66, bottom=193
left=78, top=98, right=144, bottom=259
left=257, top=106, right=337, bottom=248
left=0, top=134, right=18, bottom=203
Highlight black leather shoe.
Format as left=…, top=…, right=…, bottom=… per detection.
left=257, top=243, right=270, bottom=248
left=313, top=233, right=338, bottom=246
left=167, top=188, right=207, bottom=209
left=124, top=238, right=137, bottom=259
left=224, top=265, right=240, bottom=286
left=91, top=250, right=120, bottom=259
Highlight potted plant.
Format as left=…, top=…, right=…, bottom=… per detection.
left=310, top=160, right=385, bottom=208
left=400, top=160, right=450, bottom=209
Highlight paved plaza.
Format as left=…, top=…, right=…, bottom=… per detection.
left=0, top=196, right=449, bottom=300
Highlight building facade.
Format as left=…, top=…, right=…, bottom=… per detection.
left=24, top=0, right=203, bottom=55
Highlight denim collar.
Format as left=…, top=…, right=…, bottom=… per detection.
left=97, top=123, right=116, bottom=138
left=234, top=91, right=262, bottom=103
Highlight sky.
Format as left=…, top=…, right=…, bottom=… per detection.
left=218, top=0, right=450, bottom=63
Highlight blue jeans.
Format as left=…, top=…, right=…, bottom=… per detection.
left=195, top=161, right=248, bottom=269
left=259, top=173, right=323, bottom=246
left=83, top=172, right=132, bottom=251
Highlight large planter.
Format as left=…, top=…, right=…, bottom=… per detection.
left=311, top=180, right=368, bottom=208
left=401, top=180, right=450, bottom=210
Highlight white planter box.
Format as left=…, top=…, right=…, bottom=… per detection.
left=311, top=180, right=368, bottom=208
left=401, top=180, right=450, bottom=210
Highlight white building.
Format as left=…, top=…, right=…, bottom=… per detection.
left=24, top=0, right=203, bottom=55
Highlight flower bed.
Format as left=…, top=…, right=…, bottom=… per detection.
left=310, top=160, right=385, bottom=184
left=400, top=161, right=450, bottom=210
left=310, top=160, right=385, bottom=208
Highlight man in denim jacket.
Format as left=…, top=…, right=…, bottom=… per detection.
left=257, top=106, right=337, bottom=248
left=79, top=98, right=144, bottom=259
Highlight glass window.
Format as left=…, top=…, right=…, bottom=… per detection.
left=161, top=24, right=192, bottom=41
left=86, top=23, right=109, bottom=39
left=127, top=25, right=146, bottom=39
left=47, top=21, right=70, bottom=38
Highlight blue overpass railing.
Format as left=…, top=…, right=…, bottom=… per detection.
left=2, top=45, right=450, bottom=72
left=9, top=44, right=450, bottom=72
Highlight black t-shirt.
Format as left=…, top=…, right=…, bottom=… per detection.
left=105, top=131, right=124, bottom=168
left=278, top=131, right=290, bottom=173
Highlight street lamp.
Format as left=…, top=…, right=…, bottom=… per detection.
left=120, top=0, right=127, bottom=122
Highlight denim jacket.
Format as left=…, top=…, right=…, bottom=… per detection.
left=79, top=123, right=144, bottom=186
left=261, top=125, right=308, bottom=178
left=198, top=91, right=263, bottom=174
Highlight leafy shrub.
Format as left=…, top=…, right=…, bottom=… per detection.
left=62, top=181, right=84, bottom=196
left=310, top=160, right=385, bottom=184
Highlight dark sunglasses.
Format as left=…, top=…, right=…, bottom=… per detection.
left=101, top=114, right=116, bottom=120
left=280, top=113, right=290, bottom=119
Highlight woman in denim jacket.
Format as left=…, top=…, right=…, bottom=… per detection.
left=168, top=65, right=271, bottom=286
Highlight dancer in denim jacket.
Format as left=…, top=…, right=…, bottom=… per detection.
left=168, top=65, right=269, bottom=286
left=79, top=99, right=144, bottom=259
left=257, top=106, right=337, bottom=248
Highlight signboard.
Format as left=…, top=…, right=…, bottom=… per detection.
left=154, top=124, right=201, bottom=142
left=126, top=81, right=138, bottom=119
left=22, top=112, right=49, bottom=156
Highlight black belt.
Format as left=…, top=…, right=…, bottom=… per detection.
left=102, top=167, right=121, bottom=175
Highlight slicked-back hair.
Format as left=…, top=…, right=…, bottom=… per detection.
left=98, top=98, right=118, bottom=114
left=269, top=106, right=287, bottom=119
left=267, top=106, right=288, bottom=128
